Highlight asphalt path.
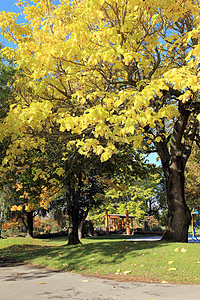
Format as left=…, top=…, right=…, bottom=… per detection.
left=0, top=263, right=200, bottom=300
left=127, top=235, right=200, bottom=243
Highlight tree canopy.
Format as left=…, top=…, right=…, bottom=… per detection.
left=0, top=0, right=200, bottom=242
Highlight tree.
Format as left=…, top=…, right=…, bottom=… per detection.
left=0, top=0, right=200, bottom=242
left=1, top=151, right=56, bottom=237
left=63, top=153, right=105, bottom=244
left=185, top=143, right=200, bottom=210
left=0, top=43, right=16, bottom=237
left=89, top=161, right=162, bottom=229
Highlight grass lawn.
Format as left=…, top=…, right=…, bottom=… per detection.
left=0, top=235, right=200, bottom=284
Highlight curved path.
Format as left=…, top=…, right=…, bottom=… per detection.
left=0, top=263, right=200, bottom=300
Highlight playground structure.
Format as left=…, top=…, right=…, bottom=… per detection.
left=103, top=209, right=135, bottom=235
left=188, top=209, right=200, bottom=243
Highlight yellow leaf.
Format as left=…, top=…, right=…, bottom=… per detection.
left=197, top=114, right=200, bottom=122
left=39, top=282, right=46, bottom=284
left=100, top=150, right=112, bottom=162
left=55, top=168, right=65, bottom=176
left=168, top=268, right=177, bottom=271
left=180, top=248, right=187, bottom=253
left=168, top=261, right=174, bottom=265
left=123, top=270, right=132, bottom=275
left=174, top=248, right=180, bottom=252
left=155, top=136, right=162, bottom=143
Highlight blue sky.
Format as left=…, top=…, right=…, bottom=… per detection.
left=0, top=0, right=22, bottom=47
left=1, top=0, right=19, bottom=12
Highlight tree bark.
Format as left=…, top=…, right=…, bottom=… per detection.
left=162, top=159, right=191, bottom=242
left=67, top=200, right=81, bottom=245
left=22, top=211, right=34, bottom=238
left=67, top=182, right=82, bottom=245
left=155, top=105, right=196, bottom=242
left=78, top=209, right=90, bottom=240
left=78, top=217, right=85, bottom=240
left=0, top=209, right=3, bottom=238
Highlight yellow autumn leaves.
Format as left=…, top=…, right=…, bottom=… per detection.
left=0, top=0, right=199, bottom=165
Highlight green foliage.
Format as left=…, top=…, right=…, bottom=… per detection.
left=185, top=144, right=200, bottom=210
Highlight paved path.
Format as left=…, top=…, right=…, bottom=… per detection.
left=0, top=264, right=200, bottom=300
left=126, top=236, right=200, bottom=243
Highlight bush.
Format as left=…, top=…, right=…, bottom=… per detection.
left=143, top=216, right=161, bottom=231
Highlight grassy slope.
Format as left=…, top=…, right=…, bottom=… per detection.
left=0, top=235, right=199, bottom=284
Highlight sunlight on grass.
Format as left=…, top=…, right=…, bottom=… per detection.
left=0, top=236, right=199, bottom=284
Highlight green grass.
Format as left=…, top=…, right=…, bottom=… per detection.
left=0, top=235, right=200, bottom=284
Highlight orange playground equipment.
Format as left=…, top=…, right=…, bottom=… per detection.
left=103, top=209, right=135, bottom=235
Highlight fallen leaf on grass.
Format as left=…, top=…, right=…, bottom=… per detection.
left=123, top=270, right=132, bottom=275
left=174, top=248, right=180, bottom=252
left=168, top=268, right=177, bottom=271
left=168, top=261, right=174, bottom=265
left=89, top=258, right=94, bottom=261
left=116, top=269, right=121, bottom=273
left=180, top=248, right=187, bottom=253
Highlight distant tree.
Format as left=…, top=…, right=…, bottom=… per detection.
left=0, top=43, right=16, bottom=237
left=185, top=144, right=200, bottom=211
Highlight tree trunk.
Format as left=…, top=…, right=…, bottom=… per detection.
left=25, top=211, right=34, bottom=238
left=162, top=160, right=191, bottom=242
left=78, top=217, right=85, bottom=240
left=68, top=202, right=81, bottom=245
left=78, top=209, right=89, bottom=240
left=0, top=209, right=3, bottom=238
left=65, top=168, right=84, bottom=245
left=155, top=106, right=196, bottom=242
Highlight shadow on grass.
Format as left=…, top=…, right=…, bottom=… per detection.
left=0, top=235, right=169, bottom=275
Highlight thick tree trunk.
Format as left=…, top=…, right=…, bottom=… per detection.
left=67, top=184, right=82, bottom=245
left=162, top=162, right=191, bottom=242
left=25, top=211, right=34, bottom=238
left=162, top=146, right=191, bottom=243
left=78, top=209, right=89, bottom=240
left=78, top=217, right=85, bottom=240
left=68, top=203, right=81, bottom=245
left=155, top=106, right=195, bottom=242
left=0, top=209, right=3, bottom=238
left=65, top=169, right=84, bottom=245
